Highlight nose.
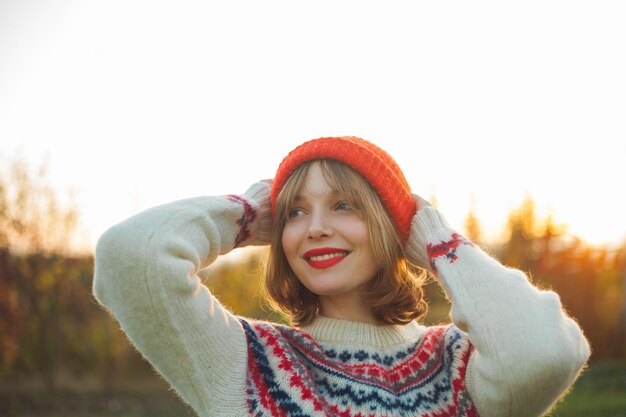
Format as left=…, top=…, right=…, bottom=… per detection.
left=307, top=210, right=333, bottom=240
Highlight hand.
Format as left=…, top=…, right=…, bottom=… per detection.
left=405, top=194, right=435, bottom=271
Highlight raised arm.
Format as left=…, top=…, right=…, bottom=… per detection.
left=92, top=181, right=271, bottom=415
left=406, top=201, right=590, bottom=417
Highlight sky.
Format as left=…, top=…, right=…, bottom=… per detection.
left=1, top=0, right=625, bottom=253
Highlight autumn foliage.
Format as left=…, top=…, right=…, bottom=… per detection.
left=0, top=157, right=624, bottom=400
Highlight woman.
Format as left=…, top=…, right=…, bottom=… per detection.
left=93, top=136, right=590, bottom=416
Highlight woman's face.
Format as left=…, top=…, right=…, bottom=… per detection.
left=281, top=161, right=380, bottom=307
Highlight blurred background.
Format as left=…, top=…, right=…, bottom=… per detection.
left=1, top=1, right=625, bottom=416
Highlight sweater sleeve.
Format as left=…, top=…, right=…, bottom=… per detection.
left=406, top=206, right=590, bottom=417
left=92, top=181, right=272, bottom=416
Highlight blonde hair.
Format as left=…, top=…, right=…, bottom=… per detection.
left=264, top=159, right=428, bottom=326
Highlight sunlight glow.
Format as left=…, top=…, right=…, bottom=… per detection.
left=1, top=1, right=624, bottom=252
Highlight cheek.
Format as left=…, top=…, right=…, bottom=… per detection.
left=343, top=217, right=370, bottom=244
left=281, top=223, right=300, bottom=257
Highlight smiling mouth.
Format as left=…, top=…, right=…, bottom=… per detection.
left=307, top=252, right=347, bottom=262
left=304, top=251, right=350, bottom=269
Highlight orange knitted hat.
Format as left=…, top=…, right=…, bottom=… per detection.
left=272, top=136, right=416, bottom=242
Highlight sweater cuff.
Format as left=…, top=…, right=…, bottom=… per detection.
left=238, top=180, right=273, bottom=247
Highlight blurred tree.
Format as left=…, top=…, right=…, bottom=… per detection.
left=500, top=194, right=537, bottom=271
left=463, top=194, right=483, bottom=245
left=534, top=212, right=567, bottom=274
left=614, top=247, right=626, bottom=357
left=0, top=154, right=81, bottom=390
left=0, top=154, right=78, bottom=255
left=0, top=247, right=21, bottom=378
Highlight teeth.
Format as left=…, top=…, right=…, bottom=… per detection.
left=309, top=253, right=346, bottom=261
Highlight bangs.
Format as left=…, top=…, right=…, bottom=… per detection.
left=276, top=159, right=376, bottom=223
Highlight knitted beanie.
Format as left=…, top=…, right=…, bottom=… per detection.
left=272, top=136, right=416, bottom=242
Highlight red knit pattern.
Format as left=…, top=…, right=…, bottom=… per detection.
left=272, top=137, right=416, bottom=242
left=241, top=319, right=478, bottom=416
left=426, top=233, right=473, bottom=271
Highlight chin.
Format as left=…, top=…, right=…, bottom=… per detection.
left=309, top=288, right=341, bottom=297
left=317, top=288, right=359, bottom=299
left=306, top=284, right=346, bottom=297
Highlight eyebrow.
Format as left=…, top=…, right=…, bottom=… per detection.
left=293, top=189, right=341, bottom=202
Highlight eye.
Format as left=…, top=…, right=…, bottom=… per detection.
left=287, top=207, right=305, bottom=219
left=334, top=201, right=352, bottom=211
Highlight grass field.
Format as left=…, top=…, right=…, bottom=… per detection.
left=2, top=361, right=625, bottom=417
left=547, top=360, right=626, bottom=417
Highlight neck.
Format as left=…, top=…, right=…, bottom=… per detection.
left=318, top=294, right=380, bottom=325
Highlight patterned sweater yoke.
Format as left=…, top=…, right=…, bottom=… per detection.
left=241, top=316, right=477, bottom=416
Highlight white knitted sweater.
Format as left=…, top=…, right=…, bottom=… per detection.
left=93, top=181, right=589, bottom=416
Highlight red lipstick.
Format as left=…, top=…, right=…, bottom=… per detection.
left=303, top=247, right=349, bottom=269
